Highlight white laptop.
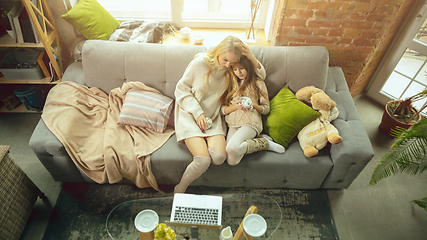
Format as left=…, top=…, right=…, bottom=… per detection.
left=166, top=193, right=223, bottom=229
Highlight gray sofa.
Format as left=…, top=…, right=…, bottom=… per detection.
left=29, top=40, right=374, bottom=189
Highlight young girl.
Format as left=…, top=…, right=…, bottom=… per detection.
left=174, top=36, right=253, bottom=193
left=223, top=56, right=285, bottom=165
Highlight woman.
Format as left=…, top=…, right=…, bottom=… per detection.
left=174, top=36, right=255, bottom=193
left=223, top=56, right=285, bottom=165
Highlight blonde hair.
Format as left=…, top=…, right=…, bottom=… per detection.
left=196, top=36, right=243, bottom=105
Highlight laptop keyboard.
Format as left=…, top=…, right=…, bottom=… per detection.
left=173, top=206, right=219, bottom=225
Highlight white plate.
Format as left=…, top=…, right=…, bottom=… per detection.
left=134, top=209, right=159, bottom=233
left=243, top=214, right=267, bottom=237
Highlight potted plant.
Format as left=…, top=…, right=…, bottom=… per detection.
left=154, top=223, right=176, bottom=240
left=379, top=89, right=427, bottom=137
left=369, top=117, right=427, bottom=211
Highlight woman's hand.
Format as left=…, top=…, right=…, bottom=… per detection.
left=240, top=41, right=261, bottom=69
left=196, top=113, right=208, bottom=131
left=240, top=42, right=254, bottom=58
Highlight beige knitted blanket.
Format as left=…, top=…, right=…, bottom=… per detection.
left=42, top=81, right=175, bottom=191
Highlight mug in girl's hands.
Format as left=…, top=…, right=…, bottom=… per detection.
left=239, top=97, right=253, bottom=109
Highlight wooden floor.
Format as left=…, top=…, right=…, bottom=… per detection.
left=162, top=28, right=271, bottom=47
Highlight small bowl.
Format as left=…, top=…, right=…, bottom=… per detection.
left=193, top=34, right=204, bottom=44
left=180, top=27, right=191, bottom=39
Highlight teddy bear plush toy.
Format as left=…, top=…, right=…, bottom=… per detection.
left=295, top=86, right=342, bottom=157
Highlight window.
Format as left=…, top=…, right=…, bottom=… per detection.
left=97, top=0, right=172, bottom=21
left=367, top=1, right=427, bottom=115
left=181, top=0, right=252, bottom=27
left=97, top=0, right=270, bottom=29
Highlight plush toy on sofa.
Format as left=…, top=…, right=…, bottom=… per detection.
left=296, top=86, right=342, bottom=157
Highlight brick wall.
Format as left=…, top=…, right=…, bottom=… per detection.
left=272, top=0, right=417, bottom=96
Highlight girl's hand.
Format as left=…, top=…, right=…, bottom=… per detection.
left=224, top=102, right=244, bottom=115
left=196, top=113, right=208, bottom=131
left=243, top=104, right=253, bottom=112
left=236, top=103, right=245, bottom=112
left=236, top=100, right=243, bottom=108
left=252, top=103, right=263, bottom=113
left=230, top=102, right=244, bottom=113
left=240, top=103, right=254, bottom=112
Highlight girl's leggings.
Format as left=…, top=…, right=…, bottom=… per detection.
left=226, top=126, right=257, bottom=165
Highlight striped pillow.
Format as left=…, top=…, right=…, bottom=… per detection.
left=118, top=89, right=174, bottom=133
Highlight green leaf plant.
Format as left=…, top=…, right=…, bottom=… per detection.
left=387, top=90, right=427, bottom=124
left=369, top=117, right=427, bottom=211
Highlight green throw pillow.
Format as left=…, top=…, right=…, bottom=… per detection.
left=263, top=86, right=321, bottom=148
left=61, top=0, right=120, bottom=40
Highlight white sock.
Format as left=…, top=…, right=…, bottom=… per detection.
left=261, top=134, right=285, bottom=153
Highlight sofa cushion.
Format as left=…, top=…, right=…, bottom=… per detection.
left=249, top=46, right=329, bottom=98
left=118, top=89, right=174, bottom=133
left=82, top=41, right=207, bottom=96
left=263, top=86, right=321, bottom=148
left=61, top=0, right=120, bottom=40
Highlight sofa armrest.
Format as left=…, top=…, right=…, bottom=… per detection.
left=322, top=67, right=374, bottom=188
left=28, top=60, right=90, bottom=182
left=62, top=61, right=86, bottom=85
left=29, top=119, right=86, bottom=182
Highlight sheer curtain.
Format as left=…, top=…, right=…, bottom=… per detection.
left=96, top=0, right=269, bottom=29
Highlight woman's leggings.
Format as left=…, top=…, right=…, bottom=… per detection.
left=226, top=126, right=257, bottom=165
left=174, top=156, right=211, bottom=193
left=174, top=148, right=226, bottom=193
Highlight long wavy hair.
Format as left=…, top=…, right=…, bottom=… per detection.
left=235, top=56, right=268, bottom=101
left=195, top=35, right=243, bottom=105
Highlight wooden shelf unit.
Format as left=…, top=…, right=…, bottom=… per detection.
left=0, top=33, right=44, bottom=47
left=0, top=0, right=67, bottom=113
left=0, top=75, right=59, bottom=84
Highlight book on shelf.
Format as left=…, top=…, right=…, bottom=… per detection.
left=48, top=60, right=58, bottom=82
left=6, top=2, right=21, bottom=43
left=10, top=1, right=41, bottom=44
left=18, top=5, right=36, bottom=43
left=12, top=4, right=24, bottom=43
left=37, top=50, right=50, bottom=78
left=37, top=50, right=57, bottom=82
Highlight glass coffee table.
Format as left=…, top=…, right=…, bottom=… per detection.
left=106, top=193, right=282, bottom=239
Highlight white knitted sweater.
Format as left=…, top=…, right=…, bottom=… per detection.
left=174, top=55, right=229, bottom=142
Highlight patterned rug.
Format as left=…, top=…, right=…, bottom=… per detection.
left=42, top=183, right=339, bottom=240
